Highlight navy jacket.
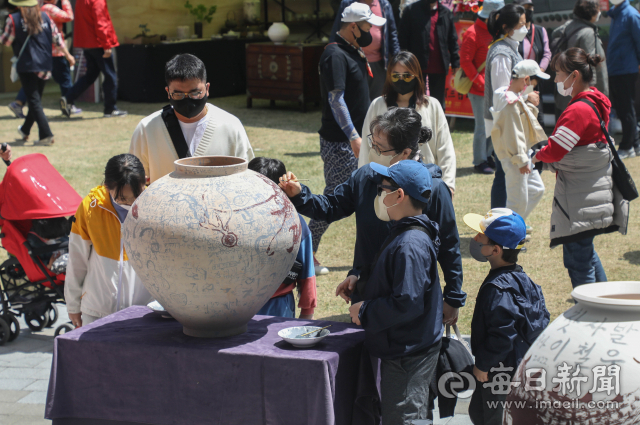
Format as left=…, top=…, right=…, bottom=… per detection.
left=10, top=12, right=53, bottom=74
left=470, top=265, right=550, bottom=373
left=329, top=0, right=401, bottom=67
left=607, top=1, right=640, bottom=77
left=358, top=215, right=443, bottom=359
left=291, top=162, right=466, bottom=308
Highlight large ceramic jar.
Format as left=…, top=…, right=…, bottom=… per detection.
left=122, top=156, right=301, bottom=338
left=505, top=281, right=640, bottom=424
left=268, top=22, right=289, bottom=44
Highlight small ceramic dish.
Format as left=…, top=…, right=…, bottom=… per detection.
left=147, top=300, right=173, bottom=318
left=278, top=326, right=330, bottom=348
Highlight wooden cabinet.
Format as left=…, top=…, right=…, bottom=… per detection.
left=246, top=43, right=325, bottom=112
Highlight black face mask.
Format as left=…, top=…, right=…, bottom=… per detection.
left=525, top=9, right=533, bottom=23
left=170, top=95, right=208, bottom=119
left=392, top=79, right=417, bottom=95
left=354, top=25, right=373, bottom=48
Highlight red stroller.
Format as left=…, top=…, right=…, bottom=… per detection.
left=0, top=153, right=82, bottom=344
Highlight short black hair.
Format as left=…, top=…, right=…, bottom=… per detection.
left=248, top=157, right=286, bottom=185
left=573, top=0, right=599, bottom=21
left=487, top=237, right=523, bottom=263
left=384, top=177, right=431, bottom=211
left=104, top=154, right=146, bottom=201
left=165, top=54, right=207, bottom=85
left=31, top=218, right=71, bottom=240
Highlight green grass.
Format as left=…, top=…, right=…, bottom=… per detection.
left=2, top=93, right=639, bottom=333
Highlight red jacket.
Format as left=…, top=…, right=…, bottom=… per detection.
left=459, top=19, right=492, bottom=97
left=73, top=0, right=118, bottom=50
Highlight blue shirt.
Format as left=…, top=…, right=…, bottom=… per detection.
left=607, top=0, right=640, bottom=76
left=110, top=195, right=129, bottom=223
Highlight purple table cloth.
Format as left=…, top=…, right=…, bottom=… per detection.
left=45, top=306, right=379, bottom=425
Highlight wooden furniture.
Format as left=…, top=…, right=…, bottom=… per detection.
left=246, top=42, right=324, bottom=112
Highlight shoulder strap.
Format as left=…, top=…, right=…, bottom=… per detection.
left=17, top=35, right=31, bottom=60
left=575, top=98, right=616, bottom=153
left=161, top=105, right=191, bottom=159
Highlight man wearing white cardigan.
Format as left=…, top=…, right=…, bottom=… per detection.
left=129, top=54, right=254, bottom=183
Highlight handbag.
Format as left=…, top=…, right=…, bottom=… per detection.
left=10, top=35, right=31, bottom=83
left=453, top=61, right=485, bottom=96
left=577, top=98, right=639, bottom=201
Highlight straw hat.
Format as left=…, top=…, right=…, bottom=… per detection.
left=9, top=0, right=39, bottom=7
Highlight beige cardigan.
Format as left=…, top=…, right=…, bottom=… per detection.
left=129, top=104, right=255, bottom=183
left=359, top=96, right=457, bottom=189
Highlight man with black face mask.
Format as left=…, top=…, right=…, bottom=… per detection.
left=129, top=54, right=254, bottom=183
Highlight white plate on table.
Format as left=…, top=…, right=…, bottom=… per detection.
left=147, top=300, right=173, bottom=318
left=278, top=326, right=330, bottom=348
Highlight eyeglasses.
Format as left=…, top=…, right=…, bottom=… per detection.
left=367, top=134, right=397, bottom=156
left=169, top=90, right=206, bottom=101
left=390, top=72, right=416, bottom=83
left=376, top=184, right=397, bottom=197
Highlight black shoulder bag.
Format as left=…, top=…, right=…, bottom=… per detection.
left=161, top=105, right=191, bottom=159
left=356, top=225, right=433, bottom=295
left=577, top=98, right=639, bottom=201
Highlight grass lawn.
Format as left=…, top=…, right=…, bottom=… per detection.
left=1, top=92, right=639, bottom=334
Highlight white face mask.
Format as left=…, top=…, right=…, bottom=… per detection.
left=117, top=203, right=132, bottom=211
left=556, top=73, right=575, bottom=97
left=523, top=83, right=534, bottom=96
left=369, top=148, right=400, bottom=167
left=610, top=0, right=624, bottom=5
left=595, top=11, right=601, bottom=21
left=510, top=25, right=529, bottom=42
left=374, top=190, right=398, bottom=222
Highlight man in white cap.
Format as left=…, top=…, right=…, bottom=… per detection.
left=310, top=2, right=385, bottom=275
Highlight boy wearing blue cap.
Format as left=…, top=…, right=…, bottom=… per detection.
left=463, top=208, right=549, bottom=425
left=342, top=160, right=443, bottom=424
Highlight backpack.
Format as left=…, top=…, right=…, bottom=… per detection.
left=550, top=24, right=582, bottom=57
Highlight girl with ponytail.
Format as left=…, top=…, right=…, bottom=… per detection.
left=532, top=47, right=626, bottom=289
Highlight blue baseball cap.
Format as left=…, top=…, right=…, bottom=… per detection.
left=370, top=160, right=432, bottom=203
left=463, top=208, right=526, bottom=249
left=478, top=0, right=505, bottom=19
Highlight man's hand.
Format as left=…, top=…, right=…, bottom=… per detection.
left=349, top=301, right=363, bottom=325
left=351, top=137, right=362, bottom=158
left=299, top=314, right=314, bottom=320
left=527, top=91, right=540, bottom=106
left=1, top=144, right=12, bottom=162
left=69, top=312, right=82, bottom=328
left=278, top=171, right=302, bottom=197
left=442, top=301, right=459, bottom=325
left=336, top=275, right=358, bottom=303
left=103, top=48, right=112, bottom=58
left=66, top=53, right=76, bottom=68
left=474, top=365, right=489, bottom=382
left=519, top=163, right=531, bottom=174
left=531, top=154, right=540, bottom=164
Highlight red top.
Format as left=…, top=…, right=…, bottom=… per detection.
left=73, top=0, right=119, bottom=50
left=425, top=8, right=445, bottom=74
left=459, top=19, right=493, bottom=97
left=362, top=0, right=383, bottom=63
left=537, top=88, right=611, bottom=163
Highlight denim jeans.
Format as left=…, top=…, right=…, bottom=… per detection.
left=65, top=48, right=118, bottom=114
left=256, top=292, right=295, bottom=318
left=490, top=150, right=507, bottom=208
left=468, top=93, right=493, bottom=166
left=563, top=236, right=607, bottom=288
left=16, top=57, right=73, bottom=104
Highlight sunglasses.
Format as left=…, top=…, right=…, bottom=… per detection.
left=390, top=72, right=416, bottom=83
left=376, top=184, right=397, bottom=197
left=367, top=134, right=397, bottom=156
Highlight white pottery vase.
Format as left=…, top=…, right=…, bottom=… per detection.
left=243, top=0, right=261, bottom=24
left=505, top=281, right=640, bottom=424
left=122, top=156, right=301, bottom=338
left=268, top=22, right=289, bottom=44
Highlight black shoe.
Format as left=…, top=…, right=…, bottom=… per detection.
left=487, top=156, right=496, bottom=169
left=59, top=97, right=71, bottom=118
left=104, top=109, right=128, bottom=118
left=474, top=162, right=495, bottom=175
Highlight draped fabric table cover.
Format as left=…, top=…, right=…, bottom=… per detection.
left=45, top=306, right=379, bottom=425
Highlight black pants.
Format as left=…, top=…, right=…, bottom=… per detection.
left=468, top=377, right=508, bottom=425
left=609, top=73, right=639, bottom=151
left=425, top=72, right=447, bottom=111
left=19, top=72, right=52, bottom=140
left=66, top=48, right=118, bottom=114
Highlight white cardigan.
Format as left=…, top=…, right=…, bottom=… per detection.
left=129, top=104, right=255, bottom=183
left=359, top=96, right=457, bottom=190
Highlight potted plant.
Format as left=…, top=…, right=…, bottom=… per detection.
left=185, top=1, right=217, bottom=39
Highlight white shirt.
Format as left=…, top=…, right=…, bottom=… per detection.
left=177, top=108, right=210, bottom=155
left=484, top=36, right=520, bottom=137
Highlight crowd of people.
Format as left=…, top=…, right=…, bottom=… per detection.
left=0, top=0, right=637, bottom=423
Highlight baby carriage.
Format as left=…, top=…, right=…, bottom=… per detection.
left=0, top=153, right=82, bottom=345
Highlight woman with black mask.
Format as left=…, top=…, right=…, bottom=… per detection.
left=359, top=51, right=456, bottom=193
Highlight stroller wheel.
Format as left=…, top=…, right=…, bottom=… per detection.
left=25, top=311, right=50, bottom=332
left=0, top=317, right=10, bottom=346
left=54, top=323, right=74, bottom=336
left=1, top=314, right=20, bottom=342
left=45, top=304, right=59, bottom=328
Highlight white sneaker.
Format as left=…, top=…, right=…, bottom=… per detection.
left=313, top=254, right=329, bottom=275
left=16, top=126, right=27, bottom=141
left=34, top=136, right=54, bottom=146
left=618, top=148, right=636, bottom=159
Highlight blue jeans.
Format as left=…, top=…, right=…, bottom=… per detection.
left=468, top=93, right=493, bottom=166
left=256, top=292, right=295, bottom=318
left=490, top=150, right=507, bottom=208
left=65, top=48, right=118, bottom=114
left=563, top=236, right=607, bottom=288
left=16, top=56, right=73, bottom=104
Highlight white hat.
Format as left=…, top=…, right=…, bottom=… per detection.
left=341, top=3, right=387, bottom=26
left=512, top=60, right=550, bottom=80
left=478, top=0, right=504, bottom=19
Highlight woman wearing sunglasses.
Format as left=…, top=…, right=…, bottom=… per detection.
left=279, top=107, right=466, bottom=326
left=359, top=51, right=456, bottom=193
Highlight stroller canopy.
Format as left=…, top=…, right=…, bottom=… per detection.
left=0, top=153, right=82, bottom=220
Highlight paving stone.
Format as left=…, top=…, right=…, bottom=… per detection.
left=22, top=381, right=48, bottom=392
left=33, top=360, right=52, bottom=370
left=10, top=417, right=50, bottom=425
left=0, top=379, right=35, bottom=391
left=0, top=390, right=30, bottom=403
left=11, top=403, right=46, bottom=417
left=17, top=391, right=48, bottom=405
left=0, top=401, right=20, bottom=414
left=0, top=368, right=42, bottom=379
left=0, top=414, right=20, bottom=425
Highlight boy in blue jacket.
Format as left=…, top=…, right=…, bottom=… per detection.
left=341, top=160, right=443, bottom=425
left=464, top=208, right=550, bottom=425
